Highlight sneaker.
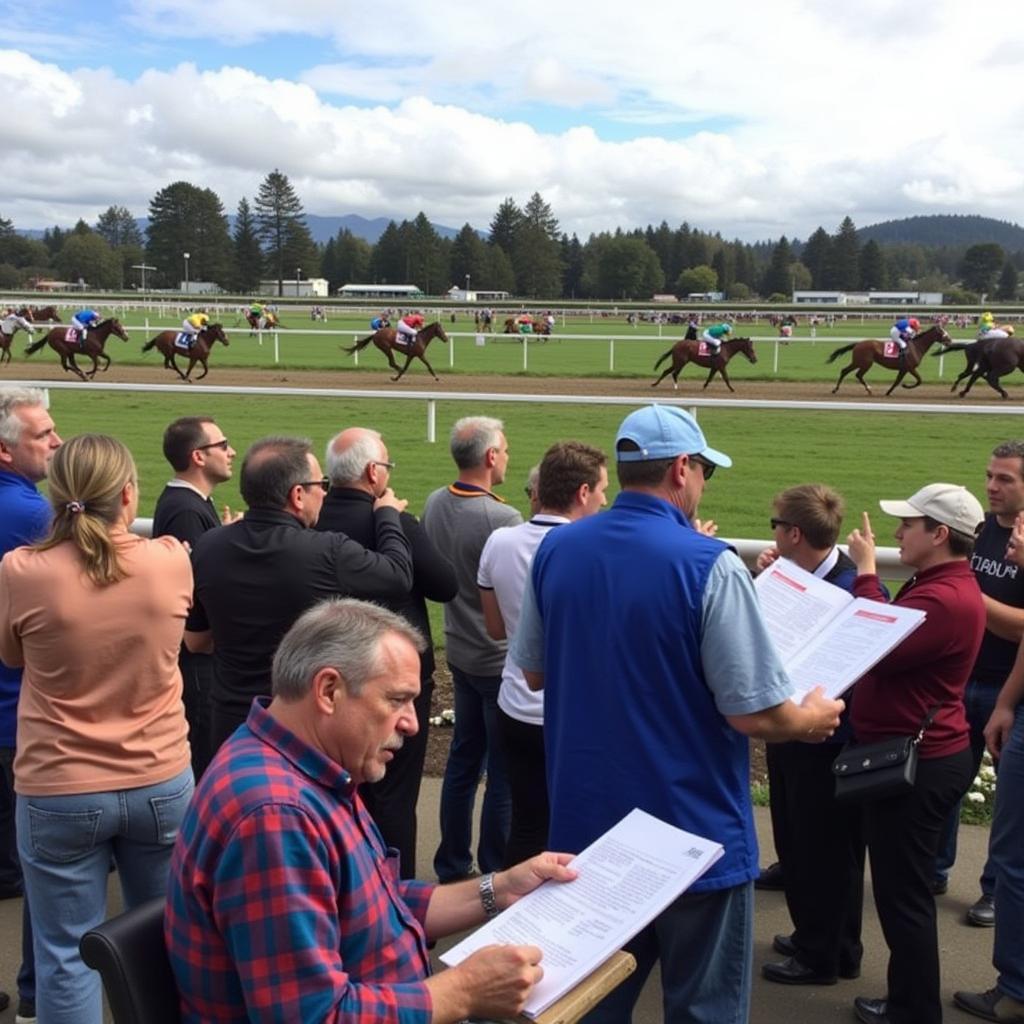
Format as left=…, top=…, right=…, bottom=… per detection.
left=15, top=996, right=37, bottom=1023
left=967, top=893, right=996, bottom=927
left=953, top=986, right=1024, bottom=1023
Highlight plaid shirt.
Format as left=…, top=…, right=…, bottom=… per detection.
left=165, top=699, right=434, bottom=1023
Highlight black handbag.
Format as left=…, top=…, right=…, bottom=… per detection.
left=831, top=708, right=938, bottom=802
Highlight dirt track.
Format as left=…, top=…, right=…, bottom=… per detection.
left=6, top=362, right=1016, bottom=405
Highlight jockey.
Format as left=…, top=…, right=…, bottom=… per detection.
left=890, top=317, right=919, bottom=363
left=1, top=311, right=33, bottom=336
left=396, top=311, right=424, bottom=347
left=978, top=311, right=1010, bottom=340
left=182, top=310, right=210, bottom=348
left=70, top=308, right=100, bottom=344
left=701, top=322, right=732, bottom=357
left=249, top=301, right=264, bottom=320
left=370, top=313, right=391, bottom=331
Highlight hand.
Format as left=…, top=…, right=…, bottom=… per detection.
left=1005, top=511, right=1024, bottom=567
left=694, top=518, right=718, bottom=537
left=449, top=944, right=544, bottom=1019
left=495, top=852, right=578, bottom=909
left=754, top=546, right=780, bottom=574
left=984, top=705, right=1015, bottom=759
left=846, top=511, right=877, bottom=574
left=373, top=487, right=408, bottom=513
left=798, top=686, right=844, bottom=742
left=221, top=504, right=243, bottom=524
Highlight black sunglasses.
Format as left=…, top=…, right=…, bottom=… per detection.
left=688, top=454, right=716, bottom=480
left=195, top=438, right=229, bottom=452
left=299, top=477, right=331, bottom=493
left=770, top=518, right=795, bottom=530
left=371, top=460, right=395, bottom=471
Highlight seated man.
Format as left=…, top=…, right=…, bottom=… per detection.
left=701, top=321, right=732, bottom=357
left=166, top=598, right=576, bottom=1024
left=396, top=312, right=424, bottom=346
left=889, top=317, right=919, bottom=363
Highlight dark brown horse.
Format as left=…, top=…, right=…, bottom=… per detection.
left=142, top=323, right=229, bottom=381
left=827, top=324, right=951, bottom=396
left=27, top=305, right=60, bottom=323
left=948, top=336, right=1024, bottom=399
left=343, top=321, right=449, bottom=381
left=25, top=318, right=129, bottom=380
left=651, top=336, right=757, bottom=392
left=1, top=311, right=35, bottom=365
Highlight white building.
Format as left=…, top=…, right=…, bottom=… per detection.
left=338, top=283, right=424, bottom=300
left=260, top=277, right=328, bottom=298
left=792, top=289, right=945, bottom=305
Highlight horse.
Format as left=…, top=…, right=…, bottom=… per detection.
left=651, top=336, right=758, bottom=392
left=0, top=311, right=34, bottom=365
left=28, top=305, right=60, bottom=323
left=826, top=324, right=951, bottom=396
left=245, top=311, right=279, bottom=335
left=24, top=318, right=129, bottom=380
left=935, top=339, right=1000, bottom=394
left=141, top=323, right=229, bottom=381
left=948, top=336, right=1024, bottom=399
left=343, top=321, right=449, bottom=381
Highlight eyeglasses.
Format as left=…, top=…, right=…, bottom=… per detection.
left=688, top=454, right=716, bottom=480
left=195, top=439, right=229, bottom=452
left=371, top=460, right=395, bottom=471
left=770, top=518, right=795, bottom=530
left=299, top=477, right=331, bottom=493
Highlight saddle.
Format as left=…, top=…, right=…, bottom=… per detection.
left=697, top=341, right=713, bottom=357
left=174, top=332, right=194, bottom=351
left=394, top=332, right=415, bottom=349
left=65, top=327, right=85, bottom=347
left=883, top=341, right=902, bottom=358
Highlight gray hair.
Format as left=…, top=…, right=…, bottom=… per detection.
left=450, top=416, right=504, bottom=470
left=272, top=598, right=426, bottom=701
left=0, top=386, right=46, bottom=447
left=325, top=429, right=382, bottom=486
left=525, top=464, right=540, bottom=497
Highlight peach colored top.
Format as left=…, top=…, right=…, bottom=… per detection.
left=0, top=530, right=193, bottom=796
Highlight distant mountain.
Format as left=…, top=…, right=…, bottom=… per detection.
left=857, top=214, right=1024, bottom=251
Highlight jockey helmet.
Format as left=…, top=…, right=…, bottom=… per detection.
left=909, top=318, right=920, bottom=330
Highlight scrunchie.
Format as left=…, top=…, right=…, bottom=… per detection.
left=66, top=500, right=86, bottom=514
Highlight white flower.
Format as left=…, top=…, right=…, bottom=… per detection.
left=441, top=708, right=456, bottom=723
left=966, top=791, right=986, bottom=804
left=980, top=766, right=997, bottom=782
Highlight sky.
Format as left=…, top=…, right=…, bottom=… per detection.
left=2, top=0, right=1023, bottom=243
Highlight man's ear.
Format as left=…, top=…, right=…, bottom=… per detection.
left=312, top=666, right=343, bottom=713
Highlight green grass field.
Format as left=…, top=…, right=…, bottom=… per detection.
left=14, top=308, right=1004, bottom=386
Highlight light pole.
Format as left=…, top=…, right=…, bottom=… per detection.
left=183, top=252, right=190, bottom=293
left=296, top=267, right=301, bottom=297
left=465, top=273, right=470, bottom=298
left=132, top=263, right=157, bottom=292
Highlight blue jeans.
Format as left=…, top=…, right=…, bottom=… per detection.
left=992, top=706, right=1024, bottom=1000
left=935, top=677, right=998, bottom=892
left=433, top=665, right=510, bottom=881
left=581, top=882, right=753, bottom=1024
left=16, top=768, right=194, bottom=1024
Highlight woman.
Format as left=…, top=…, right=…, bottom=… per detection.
left=845, top=483, right=986, bottom=1024
left=0, top=433, right=193, bottom=1024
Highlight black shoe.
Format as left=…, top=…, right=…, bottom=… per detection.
left=15, top=996, right=37, bottom=1023
left=854, top=996, right=891, bottom=1023
left=968, top=894, right=995, bottom=927
left=0, top=882, right=24, bottom=900
left=932, top=876, right=949, bottom=895
left=762, top=957, right=838, bottom=986
left=755, top=861, right=785, bottom=890
left=953, top=986, right=1024, bottom=1022
left=0, top=991, right=9, bottom=1012
left=771, top=933, right=860, bottom=979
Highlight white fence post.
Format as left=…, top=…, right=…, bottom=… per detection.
left=273, top=331, right=279, bottom=364
left=773, top=338, right=780, bottom=375
left=353, top=334, right=359, bottom=366
left=523, top=334, right=529, bottom=371
left=427, top=400, right=436, bottom=443
left=609, top=338, right=615, bottom=372
left=449, top=334, right=455, bottom=369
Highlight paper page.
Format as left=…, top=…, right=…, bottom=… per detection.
left=753, top=557, right=852, bottom=662
left=440, top=808, right=723, bottom=1018
left=785, top=598, right=925, bottom=700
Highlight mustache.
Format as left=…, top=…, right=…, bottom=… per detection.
left=382, top=738, right=404, bottom=753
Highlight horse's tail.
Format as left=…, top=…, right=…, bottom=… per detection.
left=825, top=342, right=856, bottom=364
left=24, top=335, right=46, bottom=356
left=343, top=334, right=375, bottom=354
left=142, top=336, right=158, bottom=353
left=653, top=348, right=675, bottom=370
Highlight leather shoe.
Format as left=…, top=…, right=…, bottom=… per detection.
left=967, top=893, right=996, bottom=927
left=770, top=934, right=860, bottom=978
left=953, top=987, right=1024, bottom=1023
left=854, top=996, right=891, bottom=1023
left=931, top=876, right=949, bottom=895
left=762, top=956, right=837, bottom=986
left=755, top=861, right=785, bottom=890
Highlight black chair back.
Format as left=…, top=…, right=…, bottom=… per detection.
left=79, top=897, right=181, bottom=1024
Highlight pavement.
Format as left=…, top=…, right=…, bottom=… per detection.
left=0, top=776, right=1001, bottom=1023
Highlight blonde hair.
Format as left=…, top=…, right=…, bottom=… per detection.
left=35, top=434, right=136, bottom=586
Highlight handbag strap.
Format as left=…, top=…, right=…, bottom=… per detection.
left=913, top=705, right=941, bottom=746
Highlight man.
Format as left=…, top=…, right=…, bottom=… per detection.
left=315, top=426, right=457, bottom=878
left=185, top=436, right=414, bottom=758
left=0, top=385, right=60, bottom=1024
left=166, top=598, right=576, bottom=1023
left=422, top=416, right=522, bottom=882
left=478, top=440, right=608, bottom=866
left=701, top=321, right=732, bottom=357
left=152, top=416, right=238, bottom=780
left=511, top=404, right=843, bottom=1023
left=935, top=440, right=1024, bottom=924
left=756, top=484, right=867, bottom=986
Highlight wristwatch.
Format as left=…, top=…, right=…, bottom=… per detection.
left=479, top=872, right=499, bottom=918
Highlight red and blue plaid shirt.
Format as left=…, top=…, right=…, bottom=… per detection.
left=165, top=698, right=435, bottom=1023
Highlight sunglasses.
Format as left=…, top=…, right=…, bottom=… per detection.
left=688, top=454, right=716, bottom=480
left=299, top=477, right=331, bottom=493
left=371, top=460, right=395, bottom=471
left=770, top=518, right=795, bottom=530
left=195, top=438, right=229, bottom=452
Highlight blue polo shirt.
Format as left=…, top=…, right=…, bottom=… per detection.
left=0, top=469, right=51, bottom=747
left=512, top=490, right=792, bottom=891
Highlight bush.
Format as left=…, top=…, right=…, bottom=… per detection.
left=960, top=750, right=996, bottom=825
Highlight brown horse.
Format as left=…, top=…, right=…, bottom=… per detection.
left=343, top=321, right=449, bottom=381
left=27, top=305, right=60, bottom=323
left=142, top=323, right=229, bottom=381
left=651, top=336, right=758, bottom=392
left=24, top=318, right=129, bottom=380
left=949, top=336, right=1024, bottom=399
left=827, top=324, right=951, bottom=395
left=245, top=310, right=279, bottom=335
left=1, top=311, right=35, bottom=365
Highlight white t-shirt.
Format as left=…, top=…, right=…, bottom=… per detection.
left=477, top=515, right=569, bottom=726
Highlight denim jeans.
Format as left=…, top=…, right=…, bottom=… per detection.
left=433, top=665, right=510, bottom=881
left=934, top=678, right=998, bottom=892
left=0, top=747, right=34, bottom=1002
left=992, top=705, right=1024, bottom=1001
left=581, top=882, right=754, bottom=1024
left=16, top=768, right=194, bottom=1024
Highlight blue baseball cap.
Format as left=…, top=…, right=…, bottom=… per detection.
left=615, top=405, right=733, bottom=467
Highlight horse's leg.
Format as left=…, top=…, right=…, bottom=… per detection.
left=719, top=365, right=735, bottom=393
left=986, top=370, right=1009, bottom=399
left=701, top=365, right=718, bottom=390
left=392, top=353, right=415, bottom=382
left=99, top=352, right=111, bottom=373
left=831, top=363, right=855, bottom=394
left=651, top=365, right=674, bottom=387
left=67, top=354, right=88, bottom=381
left=959, top=371, right=981, bottom=398
left=854, top=369, right=873, bottom=395
left=901, top=370, right=923, bottom=390
left=885, top=371, right=905, bottom=396
left=87, top=353, right=100, bottom=378
left=195, top=358, right=209, bottom=381
left=417, top=353, right=439, bottom=381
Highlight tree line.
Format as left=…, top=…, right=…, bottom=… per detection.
left=1, top=175, right=1020, bottom=302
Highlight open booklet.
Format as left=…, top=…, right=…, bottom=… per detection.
left=754, top=556, right=925, bottom=701
left=440, top=809, right=723, bottom=1020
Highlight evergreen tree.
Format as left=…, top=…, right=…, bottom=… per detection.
left=254, top=169, right=317, bottom=295
left=960, top=243, right=1006, bottom=295
left=800, top=227, right=832, bottom=289
left=370, top=221, right=406, bottom=284
left=762, top=237, right=794, bottom=297
left=0, top=214, right=14, bottom=238
left=146, top=181, right=232, bottom=288
left=55, top=233, right=121, bottom=288
left=859, top=239, right=887, bottom=290
left=482, top=243, right=516, bottom=293
left=826, top=216, right=860, bottom=289
left=512, top=193, right=563, bottom=297
left=407, top=212, right=447, bottom=293
left=231, top=197, right=264, bottom=294
left=332, top=229, right=372, bottom=289
left=560, top=234, right=585, bottom=299
left=95, top=206, right=142, bottom=248
left=41, top=226, right=67, bottom=256
left=450, top=224, right=489, bottom=289
left=488, top=198, right=523, bottom=253
left=996, top=260, right=1019, bottom=301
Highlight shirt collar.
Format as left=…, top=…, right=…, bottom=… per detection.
left=165, top=478, right=211, bottom=500
left=448, top=481, right=507, bottom=502
left=811, top=546, right=841, bottom=579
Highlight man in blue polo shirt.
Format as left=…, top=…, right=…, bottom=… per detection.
left=0, top=385, right=62, bottom=1023
left=511, top=404, right=843, bottom=1024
